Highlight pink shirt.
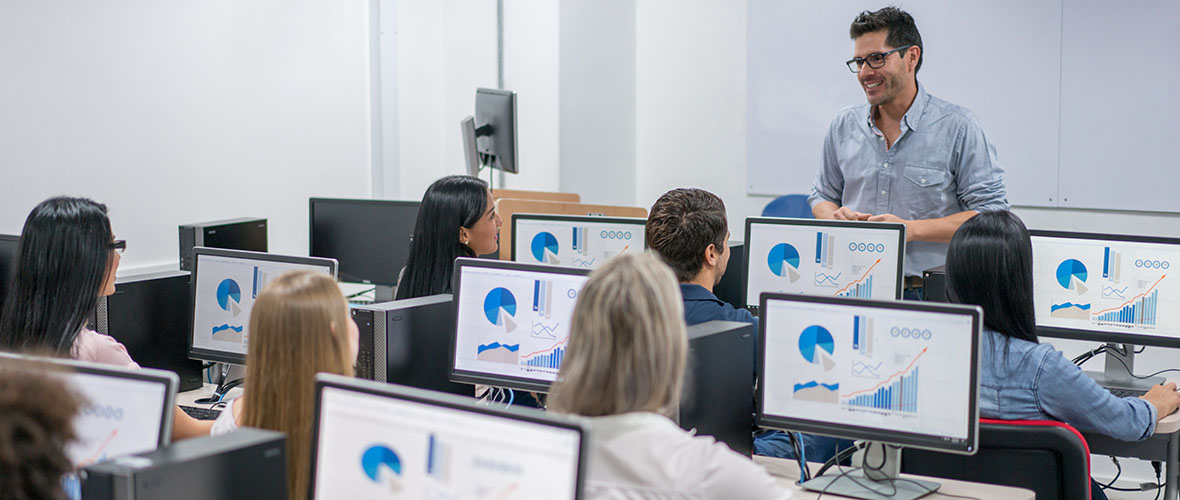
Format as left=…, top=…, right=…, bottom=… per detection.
left=72, top=328, right=140, bottom=370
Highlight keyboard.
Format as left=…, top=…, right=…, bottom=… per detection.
left=1106, top=387, right=1147, bottom=398
left=180, top=405, right=223, bottom=421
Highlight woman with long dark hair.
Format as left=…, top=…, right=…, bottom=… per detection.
left=0, top=196, right=212, bottom=439
left=946, top=211, right=1179, bottom=499
left=395, top=175, right=501, bottom=299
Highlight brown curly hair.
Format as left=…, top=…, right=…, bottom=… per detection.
left=0, top=362, right=83, bottom=500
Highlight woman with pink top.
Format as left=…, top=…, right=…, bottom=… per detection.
left=0, top=196, right=212, bottom=439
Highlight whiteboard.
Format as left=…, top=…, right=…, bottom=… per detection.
left=747, top=0, right=1062, bottom=208
left=0, top=1, right=373, bottom=269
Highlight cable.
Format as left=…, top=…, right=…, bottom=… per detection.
left=812, top=463, right=982, bottom=500
left=1100, top=457, right=1122, bottom=490
left=505, top=388, right=514, bottom=408
left=813, top=442, right=865, bottom=479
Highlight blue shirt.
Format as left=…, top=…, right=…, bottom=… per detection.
left=680, top=284, right=758, bottom=328
left=809, top=82, right=1009, bottom=277
left=979, top=328, right=1156, bottom=442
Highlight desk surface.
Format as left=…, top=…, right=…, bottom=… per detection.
left=755, top=456, right=1034, bottom=500
left=177, top=383, right=242, bottom=408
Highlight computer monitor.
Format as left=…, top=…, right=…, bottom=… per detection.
left=460, top=116, right=481, bottom=177
left=0, top=354, right=177, bottom=468
left=188, top=247, right=338, bottom=365
left=449, top=258, right=590, bottom=393
left=473, top=88, right=518, bottom=173
left=1029, top=230, right=1180, bottom=390
left=0, top=233, right=18, bottom=311
left=309, top=197, right=419, bottom=293
left=757, top=293, right=981, bottom=499
left=511, top=214, right=646, bottom=269
left=178, top=218, right=268, bottom=272
left=744, top=217, right=906, bottom=309
left=309, top=373, right=587, bottom=500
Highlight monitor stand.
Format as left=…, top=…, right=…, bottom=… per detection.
left=800, top=442, right=940, bottom=500
left=1085, top=343, right=1165, bottom=393
left=194, top=363, right=244, bottom=405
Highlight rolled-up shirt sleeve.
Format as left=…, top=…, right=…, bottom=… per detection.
left=952, top=113, right=1009, bottom=213
left=1035, top=348, right=1157, bottom=442
left=810, top=119, right=845, bottom=208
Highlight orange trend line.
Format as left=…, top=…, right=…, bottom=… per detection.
left=833, top=258, right=881, bottom=296
left=1092, top=274, right=1166, bottom=315
left=620, top=244, right=631, bottom=253
left=521, top=337, right=568, bottom=359
left=842, top=347, right=927, bottom=398
left=78, top=429, right=118, bottom=467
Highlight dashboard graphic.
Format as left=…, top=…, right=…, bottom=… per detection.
left=746, top=220, right=903, bottom=307
left=530, top=232, right=560, bottom=265
left=361, top=444, right=403, bottom=483
left=483, top=288, right=518, bottom=333
left=513, top=216, right=645, bottom=270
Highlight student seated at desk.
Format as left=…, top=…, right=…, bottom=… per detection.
left=210, top=270, right=357, bottom=500
left=395, top=174, right=502, bottom=299
left=548, top=253, right=791, bottom=499
left=945, top=211, right=1180, bottom=500
left=0, top=196, right=211, bottom=441
left=646, top=187, right=852, bottom=464
left=0, top=362, right=82, bottom=500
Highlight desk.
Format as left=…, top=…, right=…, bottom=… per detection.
left=754, top=456, right=1034, bottom=499
left=1083, top=404, right=1180, bottom=500
left=177, top=383, right=242, bottom=408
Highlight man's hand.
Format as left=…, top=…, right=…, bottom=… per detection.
left=867, top=213, right=914, bottom=241
left=834, top=206, right=871, bottom=221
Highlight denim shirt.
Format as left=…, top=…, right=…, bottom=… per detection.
left=810, top=82, right=1009, bottom=277
left=979, top=328, right=1156, bottom=441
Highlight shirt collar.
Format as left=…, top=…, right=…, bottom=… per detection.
left=864, top=80, right=931, bottom=132
left=679, top=283, right=724, bottom=303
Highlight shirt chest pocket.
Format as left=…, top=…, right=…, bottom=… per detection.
left=900, top=164, right=950, bottom=216
left=903, top=164, right=947, bottom=188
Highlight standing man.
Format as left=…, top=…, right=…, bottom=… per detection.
left=809, top=7, right=1009, bottom=300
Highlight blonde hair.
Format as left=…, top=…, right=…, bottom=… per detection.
left=241, top=271, right=353, bottom=500
left=548, top=252, right=686, bottom=417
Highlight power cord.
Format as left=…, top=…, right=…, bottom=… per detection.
left=1072, top=344, right=1180, bottom=379
left=1100, top=457, right=1166, bottom=494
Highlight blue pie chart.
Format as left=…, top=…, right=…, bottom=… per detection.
left=483, top=287, right=517, bottom=326
left=767, top=243, right=801, bottom=277
left=531, top=232, right=559, bottom=262
left=360, top=444, right=402, bottom=482
left=216, top=279, right=241, bottom=311
left=1055, top=259, right=1088, bottom=289
left=798, top=325, right=835, bottom=364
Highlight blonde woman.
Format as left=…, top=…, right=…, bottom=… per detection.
left=210, top=270, right=358, bottom=500
left=548, top=253, right=791, bottom=499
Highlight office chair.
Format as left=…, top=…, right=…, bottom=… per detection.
left=901, top=418, right=1092, bottom=500
left=761, top=194, right=813, bottom=218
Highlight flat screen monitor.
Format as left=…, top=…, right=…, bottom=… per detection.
left=309, top=373, right=586, bottom=500
left=189, top=247, right=337, bottom=365
left=309, top=197, right=419, bottom=286
left=460, top=116, right=481, bottom=176
left=0, top=233, right=17, bottom=310
left=1029, top=230, right=1180, bottom=349
left=744, top=217, right=905, bottom=309
left=449, top=258, right=590, bottom=393
left=511, top=214, right=646, bottom=269
left=474, top=88, right=518, bottom=173
left=0, top=354, right=176, bottom=468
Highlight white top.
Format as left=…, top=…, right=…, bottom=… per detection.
left=583, top=412, right=792, bottom=500
left=210, top=397, right=239, bottom=436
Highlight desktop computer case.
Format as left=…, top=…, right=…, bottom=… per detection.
left=178, top=217, right=267, bottom=271
left=350, top=294, right=472, bottom=396
left=681, top=320, right=756, bottom=456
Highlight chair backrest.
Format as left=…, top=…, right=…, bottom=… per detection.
left=761, top=194, right=813, bottom=218
left=901, top=418, right=1091, bottom=500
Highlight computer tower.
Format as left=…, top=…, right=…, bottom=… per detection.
left=93, top=271, right=203, bottom=391
left=178, top=217, right=267, bottom=271
left=680, top=320, right=756, bottom=456
left=350, top=294, right=471, bottom=396
left=0, top=233, right=17, bottom=312
left=922, top=264, right=948, bottom=303
left=713, top=241, right=746, bottom=309
left=80, top=427, right=286, bottom=500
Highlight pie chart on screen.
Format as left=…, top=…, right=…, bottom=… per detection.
left=798, top=325, right=836, bottom=372
left=483, top=287, right=518, bottom=333
left=216, top=279, right=242, bottom=316
left=768, top=243, right=801, bottom=283
left=1056, top=259, right=1089, bottom=295
left=531, top=232, right=560, bottom=264
left=360, top=444, right=403, bottom=491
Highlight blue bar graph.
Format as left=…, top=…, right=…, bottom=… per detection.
left=845, top=366, right=919, bottom=413
left=572, top=227, right=579, bottom=252
left=838, top=275, right=873, bottom=299
left=523, top=346, right=564, bottom=369
left=1094, top=289, right=1158, bottom=326
left=1103, top=247, right=1110, bottom=279
left=852, top=315, right=860, bottom=351
left=533, top=280, right=551, bottom=316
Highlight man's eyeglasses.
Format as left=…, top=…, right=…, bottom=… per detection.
left=109, top=239, right=126, bottom=255
left=846, top=45, right=913, bottom=73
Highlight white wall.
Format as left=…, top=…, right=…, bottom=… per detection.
left=0, top=0, right=372, bottom=272
left=501, top=0, right=561, bottom=192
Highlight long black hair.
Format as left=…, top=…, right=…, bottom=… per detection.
left=945, top=210, right=1038, bottom=343
left=0, top=197, right=114, bottom=355
left=395, top=175, right=490, bottom=300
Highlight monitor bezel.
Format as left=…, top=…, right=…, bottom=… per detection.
left=756, top=292, right=982, bottom=455
left=742, top=217, right=907, bottom=307
left=1029, top=229, right=1180, bottom=349
left=307, top=373, right=588, bottom=500
left=0, top=353, right=178, bottom=447
left=509, top=213, right=648, bottom=263
left=188, top=246, right=339, bottom=365
left=449, top=257, right=591, bottom=393
left=308, top=197, right=420, bottom=286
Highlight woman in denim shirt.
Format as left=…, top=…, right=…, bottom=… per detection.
left=945, top=211, right=1179, bottom=497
